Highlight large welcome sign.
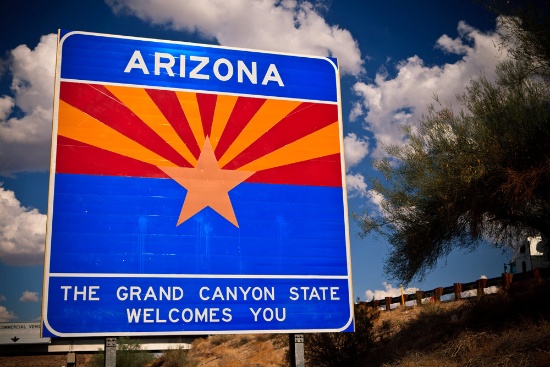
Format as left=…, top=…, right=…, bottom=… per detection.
left=42, top=30, right=353, bottom=337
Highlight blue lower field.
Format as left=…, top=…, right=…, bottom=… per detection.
left=48, top=174, right=349, bottom=276
left=44, top=174, right=353, bottom=336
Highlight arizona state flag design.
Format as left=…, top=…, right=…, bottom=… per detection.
left=43, top=30, right=352, bottom=337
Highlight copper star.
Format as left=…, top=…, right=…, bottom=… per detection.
left=158, top=138, right=254, bottom=227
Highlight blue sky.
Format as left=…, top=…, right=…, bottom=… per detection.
left=0, top=0, right=513, bottom=323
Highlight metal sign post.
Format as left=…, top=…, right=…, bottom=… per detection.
left=289, top=333, right=305, bottom=367
left=294, top=334, right=305, bottom=367
left=104, top=337, right=116, bottom=367
left=42, top=29, right=353, bottom=338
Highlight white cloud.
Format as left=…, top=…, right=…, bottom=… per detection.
left=367, top=189, right=384, bottom=214
left=0, top=187, right=46, bottom=266
left=436, top=34, right=470, bottom=55
left=106, top=0, right=363, bottom=75
left=353, top=21, right=509, bottom=158
left=344, top=133, right=369, bottom=170
left=349, top=101, right=363, bottom=122
left=460, top=285, right=498, bottom=299
left=0, top=96, right=14, bottom=121
left=0, top=294, right=6, bottom=302
left=19, top=291, right=39, bottom=303
left=0, top=34, right=57, bottom=174
left=0, top=305, right=17, bottom=322
left=365, top=282, right=419, bottom=301
left=345, top=173, right=386, bottom=214
left=346, top=173, right=367, bottom=198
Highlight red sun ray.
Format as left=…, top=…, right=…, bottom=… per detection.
left=214, top=96, right=266, bottom=159
left=222, top=102, right=338, bottom=170
left=145, top=88, right=201, bottom=159
left=60, top=82, right=191, bottom=167
left=196, top=93, right=217, bottom=138
left=56, top=135, right=169, bottom=178
left=247, top=154, right=343, bottom=187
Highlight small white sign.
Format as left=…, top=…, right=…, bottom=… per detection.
left=0, top=323, right=50, bottom=344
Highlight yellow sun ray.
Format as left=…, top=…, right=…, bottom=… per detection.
left=105, top=85, right=197, bottom=166
left=58, top=100, right=177, bottom=167
left=217, top=99, right=302, bottom=168
left=237, top=121, right=340, bottom=172
left=176, top=91, right=205, bottom=149
left=210, top=94, right=239, bottom=150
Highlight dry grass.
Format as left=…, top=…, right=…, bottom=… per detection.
left=187, top=333, right=288, bottom=367
left=368, top=279, right=550, bottom=367
left=378, top=319, right=550, bottom=367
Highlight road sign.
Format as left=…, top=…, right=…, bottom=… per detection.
left=42, top=30, right=353, bottom=337
left=0, top=323, right=50, bottom=344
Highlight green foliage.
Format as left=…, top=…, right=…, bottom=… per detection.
left=89, top=337, right=155, bottom=367
left=305, top=304, right=380, bottom=367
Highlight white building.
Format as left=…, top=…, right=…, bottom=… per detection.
left=509, top=235, right=549, bottom=273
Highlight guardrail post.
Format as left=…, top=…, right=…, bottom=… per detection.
left=453, top=283, right=462, bottom=301
left=415, top=291, right=424, bottom=306
left=502, top=272, right=513, bottom=290
left=534, top=268, right=541, bottom=281
left=434, top=287, right=443, bottom=303
left=476, top=278, right=487, bottom=296
left=401, top=293, right=408, bottom=308
left=385, top=297, right=392, bottom=311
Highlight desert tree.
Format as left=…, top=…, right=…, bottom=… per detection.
left=356, top=57, right=550, bottom=284
left=355, top=0, right=550, bottom=284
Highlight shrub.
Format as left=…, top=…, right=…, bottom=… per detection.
left=305, top=304, right=380, bottom=367
left=150, top=346, right=199, bottom=367
left=89, top=337, right=155, bottom=367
